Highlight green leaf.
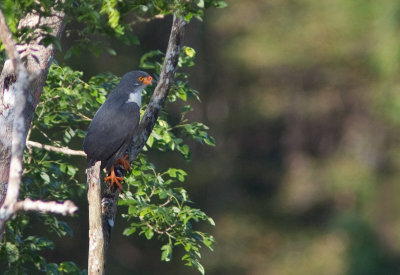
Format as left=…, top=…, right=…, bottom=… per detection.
left=168, top=168, right=177, bottom=177
left=59, top=261, right=79, bottom=273
left=161, top=243, right=173, bottom=261
left=106, top=47, right=117, bottom=56
left=183, top=46, right=196, bottom=58
left=58, top=221, right=74, bottom=236
left=208, top=217, right=216, bottom=226
left=145, top=228, right=154, bottom=240
left=5, top=242, right=19, bottom=263
left=40, top=172, right=51, bottom=183
left=193, top=259, right=205, bottom=275
left=123, top=227, right=136, bottom=236
left=45, top=263, right=59, bottom=275
left=147, top=135, right=154, bottom=147
left=197, top=0, right=205, bottom=8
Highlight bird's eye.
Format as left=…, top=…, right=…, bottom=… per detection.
left=138, top=76, right=144, bottom=82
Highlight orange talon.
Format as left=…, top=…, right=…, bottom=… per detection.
left=116, top=155, right=131, bottom=171
left=104, top=166, right=124, bottom=190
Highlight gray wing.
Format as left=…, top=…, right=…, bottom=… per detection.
left=83, top=102, right=140, bottom=169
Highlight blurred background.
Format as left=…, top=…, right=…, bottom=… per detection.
left=45, top=0, right=400, bottom=274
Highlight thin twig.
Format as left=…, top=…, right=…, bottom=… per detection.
left=37, top=128, right=63, bottom=146
left=77, top=112, right=92, bottom=121
left=26, top=140, right=86, bottom=156
left=159, top=197, right=172, bottom=207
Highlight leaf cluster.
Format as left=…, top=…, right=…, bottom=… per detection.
left=0, top=214, right=84, bottom=274
left=0, top=0, right=227, bottom=59
left=121, top=159, right=215, bottom=274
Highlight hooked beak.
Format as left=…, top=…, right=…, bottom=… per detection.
left=143, top=75, right=153, bottom=85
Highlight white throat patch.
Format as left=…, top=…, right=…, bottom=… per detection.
left=126, top=87, right=143, bottom=106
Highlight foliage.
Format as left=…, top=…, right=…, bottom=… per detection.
left=0, top=0, right=227, bottom=58
left=0, top=213, right=84, bottom=274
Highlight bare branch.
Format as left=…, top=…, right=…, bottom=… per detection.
left=0, top=8, right=67, bottom=237
left=27, top=140, right=87, bottom=156
left=14, top=198, right=77, bottom=215
left=0, top=10, right=31, bottom=231
left=0, top=198, right=77, bottom=221
left=0, top=9, right=65, bottom=206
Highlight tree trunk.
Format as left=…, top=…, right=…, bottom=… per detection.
left=0, top=11, right=65, bottom=206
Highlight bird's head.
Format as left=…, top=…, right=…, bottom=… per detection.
left=114, top=70, right=153, bottom=106
left=121, top=70, right=153, bottom=89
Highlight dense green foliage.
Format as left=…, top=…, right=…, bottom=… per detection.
left=0, top=0, right=226, bottom=274
left=0, top=0, right=226, bottom=58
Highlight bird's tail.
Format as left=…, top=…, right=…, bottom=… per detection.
left=87, top=158, right=97, bottom=168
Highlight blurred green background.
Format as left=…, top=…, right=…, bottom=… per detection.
left=43, top=0, right=400, bottom=274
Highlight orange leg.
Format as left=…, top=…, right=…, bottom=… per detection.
left=116, top=154, right=131, bottom=171
left=104, top=166, right=124, bottom=190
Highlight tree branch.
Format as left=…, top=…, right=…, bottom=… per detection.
left=85, top=14, right=186, bottom=274
left=0, top=9, right=31, bottom=232
left=128, top=15, right=187, bottom=161
left=0, top=9, right=65, bottom=206
left=0, top=198, right=77, bottom=220
left=0, top=8, right=72, bottom=237
left=14, top=198, right=77, bottom=215
left=26, top=140, right=86, bottom=156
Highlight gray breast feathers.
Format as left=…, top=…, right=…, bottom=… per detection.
left=83, top=102, right=140, bottom=170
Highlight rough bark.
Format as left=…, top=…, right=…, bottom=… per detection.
left=86, top=14, right=186, bottom=273
left=0, top=10, right=65, bottom=206
left=0, top=9, right=77, bottom=237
